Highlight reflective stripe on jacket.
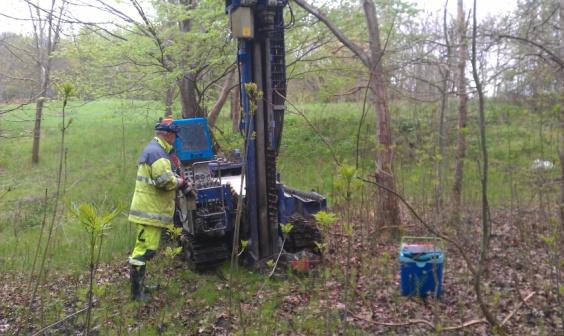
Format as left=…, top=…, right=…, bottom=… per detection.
left=128, top=137, right=178, bottom=228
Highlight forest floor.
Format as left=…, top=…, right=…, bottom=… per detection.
left=1, top=208, right=561, bottom=335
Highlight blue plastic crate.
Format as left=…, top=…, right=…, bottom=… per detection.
left=400, top=237, right=444, bottom=297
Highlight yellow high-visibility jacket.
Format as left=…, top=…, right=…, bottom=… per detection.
left=128, top=137, right=179, bottom=228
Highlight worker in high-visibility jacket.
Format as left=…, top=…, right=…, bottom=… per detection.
left=128, top=118, right=184, bottom=301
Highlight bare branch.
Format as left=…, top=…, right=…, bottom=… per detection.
left=496, top=34, right=564, bottom=69
left=294, top=0, right=370, bottom=67
left=0, top=72, right=38, bottom=83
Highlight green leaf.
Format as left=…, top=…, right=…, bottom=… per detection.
left=164, top=246, right=182, bottom=258
left=167, top=226, right=183, bottom=241
left=266, top=259, right=274, bottom=269
left=280, top=223, right=293, bottom=235
left=314, top=211, right=338, bottom=227
left=68, top=202, right=122, bottom=234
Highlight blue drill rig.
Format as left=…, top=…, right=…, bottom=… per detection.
left=171, top=0, right=326, bottom=271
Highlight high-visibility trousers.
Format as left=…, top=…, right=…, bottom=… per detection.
left=128, top=224, right=162, bottom=266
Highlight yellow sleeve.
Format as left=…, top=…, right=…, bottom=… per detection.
left=150, top=157, right=178, bottom=191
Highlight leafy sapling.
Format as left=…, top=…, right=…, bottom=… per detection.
left=314, top=211, right=338, bottom=257
left=68, top=202, right=121, bottom=336
left=238, top=240, right=249, bottom=257
left=268, top=223, right=293, bottom=277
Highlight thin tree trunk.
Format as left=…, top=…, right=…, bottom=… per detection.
left=364, top=0, right=401, bottom=238
left=471, top=0, right=499, bottom=328
left=452, top=0, right=468, bottom=221
left=231, top=80, right=240, bottom=132
left=31, top=11, right=53, bottom=165
left=32, top=96, right=46, bottom=164
left=30, top=0, right=63, bottom=164
left=436, top=0, right=452, bottom=213
left=558, top=0, right=564, bottom=245
left=208, top=68, right=235, bottom=128
left=557, top=0, right=564, bottom=328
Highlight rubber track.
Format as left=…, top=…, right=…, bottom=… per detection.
left=184, top=235, right=229, bottom=271
left=285, top=214, right=322, bottom=253
left=266, top=149, right=278, bottom=237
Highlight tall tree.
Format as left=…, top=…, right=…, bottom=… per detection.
left=470, top=0, right=498, bottom=326
left=451, top=0, right=468, bottom=220
left=295, top=0, right=401, bottom=237
left=176, top=0, right=201, bottom=117
left=207, top=66, right=235, bottom=128
left=57, top=0, right=233, bottom=119
left=29, top=0, right=66, bottom=164
left=558, top=3, right=564, bottom=327
left=435, top=0, right=453, bottom=213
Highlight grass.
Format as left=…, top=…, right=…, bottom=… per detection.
left=0, top=97, right=562, bottom=334
left=1, top=98, right=561, bottom=273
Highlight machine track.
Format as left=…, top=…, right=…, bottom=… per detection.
left=182, top=235, right=230, bottom=272
left=266, top=149, right=278, bottom=238
left=285, top=214, right=323, bottom=254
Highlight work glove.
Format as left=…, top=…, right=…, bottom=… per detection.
left=181, top=182, right=196, bottom=198
left=177, top=177, right=185, bottom=188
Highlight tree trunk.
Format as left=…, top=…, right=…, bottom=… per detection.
left=364, top=0, right=401, bottom=238
left=178, top=73, right=201, bottom=118
left=452, top=0, right=468, bottom=221
left=470, top=0, right=499, bottom=327
left=294, top=0, right=401, bottom=237
left=436, top=2, right=452, bottom=213
left=31, top=1, right=57, bottom=165
left=370, top=72, right=401, bottom=238
left=177, top=0, right=201, bottom=118
left=557, top=1, right=564, bottom=328
left=164, top=84, right=175, bottom=117
left=559, top=0, right=564, bottom=241
left=208, top=68, right=235, bottom=128
left=231, top=79, right=240, bottom=132
left=31, top=95, right=46, bottom=164
left=558, top=0, right=564, bottom=242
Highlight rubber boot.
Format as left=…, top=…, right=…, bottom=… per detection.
left=130, top=265, right=150, bottom=302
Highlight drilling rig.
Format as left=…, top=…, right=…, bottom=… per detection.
left=172, top=0, right=325, bottom=271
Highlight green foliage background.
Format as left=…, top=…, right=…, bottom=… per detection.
left=0, top=97, right=560, bottom=274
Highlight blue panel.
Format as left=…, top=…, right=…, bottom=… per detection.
left=196, top=187, right=223, bottom=204
left=222, top=185, right=234, bottom=211
left=277, top=184, right=327, bottom=223
left=172, top=118, right=215, bottom=162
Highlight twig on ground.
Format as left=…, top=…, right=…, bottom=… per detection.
left=349, top=311, right=488, bottom=332
left=348, top=312, right=434, bottom=329
left=501, top=291, right=536, bottom=326
left=441, top=319, right=488, bottom=331
left=32, top=307, right=88, bottom=336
